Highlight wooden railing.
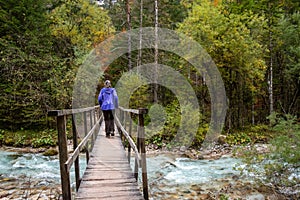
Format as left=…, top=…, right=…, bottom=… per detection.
left=48, top=106, right=101, bottom=200
left=48, top=106, right=149, bottom=200
left=115, top=107, right=149, bottom=200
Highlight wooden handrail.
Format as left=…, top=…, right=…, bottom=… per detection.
left=119, top=106, right=148, bottom=115
left=47, top=106, right=101, bottom=200
left=65, top=116, right=103, bottom=171
left=115, top=116, right=141, bottom=167
left=48, top=106, right=99, bottom=117
left=48, top=105, right=148, bottom=200
left=116, top=107, right=149, bottom=200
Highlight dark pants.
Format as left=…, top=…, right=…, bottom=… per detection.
left=102, top=110, right=115, bottom=135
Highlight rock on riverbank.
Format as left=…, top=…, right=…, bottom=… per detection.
left=0, top=175, right=61, bottom=200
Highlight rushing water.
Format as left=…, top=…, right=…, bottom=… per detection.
left=139, top=154, right=245, bottom=199
left=160, top=156, right=241, bottom=184
left=131, top=154, right=243, bottom=186
left=0, top=150, right=247, bottom=199
left=0, top=150, right=242, bottom=183
left=1, top=150, right=299, bottom=199
left=0, top=150, right=87, bottom=184
left=0, top=150, right=242, bottom=186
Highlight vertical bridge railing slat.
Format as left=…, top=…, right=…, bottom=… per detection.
left=57, top=115, right=71, bottom=200
left=71, top=114, right=80, bottom=191
left=128, top=112, right=132, bottom=163
left=83, top=111, right=89, bottom=163
left=138, top=108, right=149, bottom=200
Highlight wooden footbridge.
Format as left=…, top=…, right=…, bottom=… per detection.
left=48, top=106, right=149, bottom=200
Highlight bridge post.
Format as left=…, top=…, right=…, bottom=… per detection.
left=72, top=114, right=81, bottom=191
left=128, top=113, right=132, bottom=163
left=138, top=108, right=149, bottom=200
left=120, top=109, right=125, bottom=141
left=83, top=111, right=90, bottom=163
left=89, top=110, right=94, bottom=130
left=89, top=110, right=95, bottom=149
left=134, top=111, right=140, bottom=180
left=57, top=115, right=71, bottom=200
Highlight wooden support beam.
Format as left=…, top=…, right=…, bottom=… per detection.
left=72, top=114, right=81, bottom=191
left=138, top=110, right=149, bottom=200
left=57, top=115, right=71, bottom=200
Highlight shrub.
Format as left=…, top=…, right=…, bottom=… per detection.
left=32, top=136, right=56, bottom=148
left=225, top=124, right=272, bottom=145
left=0, top=128, right=57, bottom=148
left=238, top=114, right=300, bottom=190
left=146, top=100, right=208, bottom=149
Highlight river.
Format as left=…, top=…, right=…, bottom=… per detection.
left=0, top=150, right=298, bottom=199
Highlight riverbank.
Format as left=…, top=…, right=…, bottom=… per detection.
left=0, top=175, right=61, bottom=200
left=0, top=148, right=62, bottom=200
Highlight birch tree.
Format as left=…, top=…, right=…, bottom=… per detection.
left=153, top=0, right=158, bottom=103
left=126, top=0, right=132, bottom=70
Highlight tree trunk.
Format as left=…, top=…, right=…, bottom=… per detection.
left=269, top=31, right=274, bottom=114
left=251, top=79, right=255, bottom=125
left=127, top=0, right=132, bottom=70
left=137, top=0, right=143, bottom=73
left=268, top=2, right=274, bottom=115
left=153, top=0, right=158, bottom=103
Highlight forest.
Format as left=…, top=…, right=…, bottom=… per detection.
left=0, top=0, right=299, bottom=129
left=0, top=0, right=299, bottom=197
left=0, top=0, right=298, bottom=140
left=1, top=0, right=299, bottom=147
left=0, top=0, right=299, bottom=136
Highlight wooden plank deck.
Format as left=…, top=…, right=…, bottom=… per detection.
left=75, top=123, right=144, bottom=200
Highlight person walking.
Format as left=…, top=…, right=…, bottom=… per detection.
left=98, top=80, right=119, bottom=137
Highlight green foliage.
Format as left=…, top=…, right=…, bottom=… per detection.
left=225, top=125, right=272, bottom=145
left=192, top=123, right=209, bottom=147
left=0, top=129, right=4, bottom=145
left=226, top=132, right=251, bottom=145
left=219, top=194, right=229, bottom=200
left=269, top=114, right=300, bottom=164
left=116, top=72, right=150, bottom=109
left=32, top=136, right=56, bottom=148
left=275, top=12, right=300, bottom=116
left=178, top=0, right=267, bottom=128
left=0, top=129, right=57, bottom=148
left=225, top=0, right=300, bottom=118
left=146, top=100, right=180, bottom=148
left=0, top=0, right=114, bottom=129
left=0, top=0, right=57, bottom=129
left=108, top=0, right=188, bottom=31
left=0, top=0, right=298, bottom=136
left=238, top=114, right=300, bottom=189
left=49, top=0, right=114, bottom=54
left=146, top=100, right=208, bottom=149
left=47, top=0, right=115, bottom=109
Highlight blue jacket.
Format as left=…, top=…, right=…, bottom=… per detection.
left=98, top=87, right=119, bottom=110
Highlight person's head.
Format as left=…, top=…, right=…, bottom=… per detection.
left=104, top=80, right=111, bottom=88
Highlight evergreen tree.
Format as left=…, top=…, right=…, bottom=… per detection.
left=0, top=0, right=114, bottom=129
left=0, top=0, right=57, bottom=129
